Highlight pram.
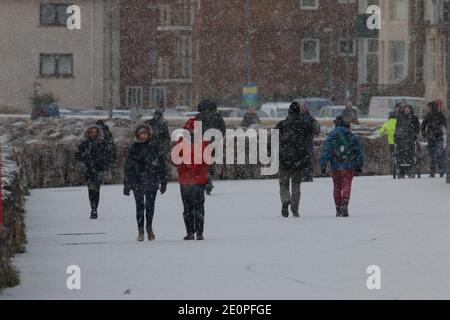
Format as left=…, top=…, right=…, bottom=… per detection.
left=393, top=140, right=422, bottom=179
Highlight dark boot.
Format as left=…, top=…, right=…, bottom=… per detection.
left=292, top=211, right=300, bottom=218
left=336, top=206, right=342, bottom=217
left=147, top=227, right=155, bottom=241
left=90, top=209, right=98, bottom=220
left=281, top=201, right=290, bottom=218
left=196, top=232, right=204, bottom=240
left=184, top=234, right=195, bottom=241
left=137, top=231, right=145, bottom=242
left=341, top=205, right=349, bottom=217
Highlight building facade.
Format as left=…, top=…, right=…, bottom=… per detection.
left=192, top=0, right=359, bottom=107
left=120, top=0, right=195, bottom=109
left=0, top=0, right=108, bottom=111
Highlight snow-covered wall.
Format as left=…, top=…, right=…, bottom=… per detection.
left=0, top=117, right=429, bottom=189
left=0, top=141, right=28, bottom=289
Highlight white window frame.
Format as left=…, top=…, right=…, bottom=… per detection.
left=126, top=86, right=144, bottom=108
left=301, top=38, right=320, bottom=63
left=300, top=0, right=319, bottom=10
left=149, top=86, right=167, bottom=109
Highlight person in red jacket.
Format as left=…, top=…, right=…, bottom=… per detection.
left=174, top=118, right=211, bottom=240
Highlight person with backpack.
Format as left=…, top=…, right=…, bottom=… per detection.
left=421, top=101, right=447, bottom=178
left=76, top=124, right=113, bottom=219
left=173, top=118, right=211, bottom=240
left=276, top=101, right=315, bottom=217
left=378, top=112, right=397, bottom=176
left=123, top=124, right=168, bottom=242
left=320, top=116, right=364, bottom=217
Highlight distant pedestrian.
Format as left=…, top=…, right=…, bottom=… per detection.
left=241, top=106, right=261, bottom=128
left=320, top=116, right=364, bottom=217
left=123, top=124, right=168, bottom=241
left=174, top=118, right=211, bottom=240
left=421, top=101, right=447, bottom=178
left=341, top=100, right=359, bottom=125
left=378, top=112, right=397, bottom=175
left=276, top=101, right=315, bottom=217
left=76, top=124, right=113, bottom=219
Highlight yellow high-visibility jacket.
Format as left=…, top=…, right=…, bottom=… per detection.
left=379, top=118, right=397, bottom=145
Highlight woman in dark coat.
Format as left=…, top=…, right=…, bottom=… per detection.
left=76, top=124, right=112, bottom=219
left=123, top=124, right=168, bottom=242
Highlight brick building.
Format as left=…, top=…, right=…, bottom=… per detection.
left=120, top=0, right=195, bottom=109
left=192, top=0, right=359, bottom=107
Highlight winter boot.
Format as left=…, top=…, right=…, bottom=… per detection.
left=184, top=234, right=195, bottom=241
left=336, top=206, right=343, bottom=217
left=341, top=205, right=349, bottom=217
left=196, top=232, right=205, bottom=241
left=292, top=211, right=300, bottom=218
left=137, top=232, right=145, bottom=242
left=281, top=201, right=290, bottom=218
left=147, top=228, right=155, bottom=241
left=90, top=209, right=98, bottom=220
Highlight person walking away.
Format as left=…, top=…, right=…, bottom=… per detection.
left=241, top=106, right=261, bottom=128
left=378, top=112, right=397, bottom=176
left=320, top=116, right=364, bottom=217
left=421, top=101, right=447, bottom=178
left=300, top=102, right=321, bottom=182
left=174, top=118, right=211, bottom=240
left=341, top=100, right=359, bottom=125
left=195, top=100, right=226, bottom=195
left=276, top=101, right=315, bottom=217
left=394, top=105, right=420, bottom=178
left=123, top=125, right=168, bottom=241
left=76, top=124, right=113, bottom=219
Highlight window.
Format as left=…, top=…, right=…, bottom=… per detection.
left=391, top=0, right=407, bottom=20
left=389, top=41, right=406, bottom=82
left=39, top=54, right=73, bottom=77
left=126, top=86, right=143, bottom=108
left=150, top=87, right=167, bottom=108
left=40, top=3, right=71, bottom=26
left=300, top=0, right=318, bottom=10
left=301, top=39, right=320, bottom=63
left=338, top=39, right=355, bottom=56
left=180, top=35, right=192, bottom=78
left=158, top=56, right=170, bottom=78
left=159, top=4, right=171, bottom=26
left=431, top=0, right=445, bottom=24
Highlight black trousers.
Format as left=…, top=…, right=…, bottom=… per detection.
left=180, top=185, right=206, bottom=235
left=88, top=188, right=100, bottom=210
left=86, top=171, right=105, bottom=210
left=133, top=187, right=158, bottom=233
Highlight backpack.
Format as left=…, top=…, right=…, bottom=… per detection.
left=332, top=131, right=355, bottom=163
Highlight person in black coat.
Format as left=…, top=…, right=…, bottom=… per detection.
left=76, top=124, right=113, bottom=219
left=394, top=105, right=420, bottom=178
left=123, top=124, right=169, bottom=242
left=421, top=101, right=447, bottom=177
left=95, top=120, right=117, bottom=169
left=275, top=101, right=315, bottom=217
left=241, top=106, right=261, bottom=128
left=195, top=99, right=226, bottom=194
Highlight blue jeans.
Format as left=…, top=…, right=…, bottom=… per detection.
left=427, top=139, right=445, bottom=175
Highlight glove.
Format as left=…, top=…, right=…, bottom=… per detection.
left=355, top=168, right=362, bottom=176
left=123, top=186, right=130, bottom=196
left=320, top=167, right=327, bottom=176
left=160, top=183, right=167, bottom=195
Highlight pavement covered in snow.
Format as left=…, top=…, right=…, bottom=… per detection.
left=2, top=177, right=450, bottom=300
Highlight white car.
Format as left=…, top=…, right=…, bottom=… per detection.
left=369, top=96, right=426, bottom=119
left=260, top=102, right=291, bottom=119
left=318, top=106, right=361, bottom=119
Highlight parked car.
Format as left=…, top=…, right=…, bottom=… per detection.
left=260, top=102, right=291, bottom=119
left=369, top=96, right=426, bottom=119
left=319, top=106, right=361, bottom=119
left=294, top=97, right=334, bottom=116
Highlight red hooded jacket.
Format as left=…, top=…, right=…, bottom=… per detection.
left=174, top=118, right=211, bottom=185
